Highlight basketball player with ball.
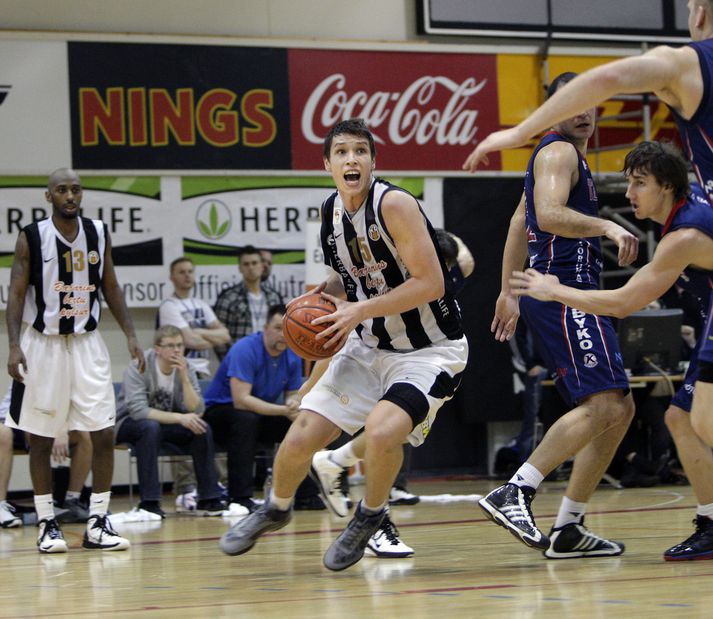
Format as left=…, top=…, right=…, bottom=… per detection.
left=219, top=118, right=469, bottom=570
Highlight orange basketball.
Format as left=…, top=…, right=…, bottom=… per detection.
left=282, top=293, right=340, bottom=361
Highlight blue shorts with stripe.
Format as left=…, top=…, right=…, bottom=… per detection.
left=671, top=344, right=700, bottom=412
left=520, top=296, right=629, bottom=408
left=699, top=291, right=713, bottom=365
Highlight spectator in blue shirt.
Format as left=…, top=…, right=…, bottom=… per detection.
left=203, top=304, right=323, bottom=512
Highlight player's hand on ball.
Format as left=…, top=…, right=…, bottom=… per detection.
left=313, top=292, right=361, bottom=350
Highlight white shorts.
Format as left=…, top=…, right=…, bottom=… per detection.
left=301, top=334, right=468, bottom=446
left=5, top=328, right=116, bottom=438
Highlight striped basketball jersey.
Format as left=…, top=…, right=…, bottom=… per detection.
left=672, top=39, right=713, bottom=204
left=662, top=182, right=713, bottom=323
left=319, top=177, right=463, bottom=351
left=22, top=216, right=106, bottom=335
left=524, top=131, right=603, bottom=289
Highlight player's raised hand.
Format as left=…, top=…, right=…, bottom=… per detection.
left=462, top=127, right=528, bottom=172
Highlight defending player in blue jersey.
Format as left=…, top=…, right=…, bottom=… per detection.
left=511, top=141, right=713, bottom=561
left=480, top=73, right=637, bottom=558
left=463, top=0, right=713, bottom=561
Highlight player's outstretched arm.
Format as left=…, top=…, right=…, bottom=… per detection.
left=462, top=47, right=687, bottom=172
left=509, top=229, right=699, bottom=318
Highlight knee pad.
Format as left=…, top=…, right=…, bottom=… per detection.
left=699, top=360, right=713, bottom=384
left=381, top=382, right=429, bottom=427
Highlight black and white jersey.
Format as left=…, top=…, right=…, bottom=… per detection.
left=22, top=217, right=106, bottom=335
left=320, top=177, right=463, bottom=351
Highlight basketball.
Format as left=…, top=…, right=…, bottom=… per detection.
left=282, top=293, right=339, bottom=361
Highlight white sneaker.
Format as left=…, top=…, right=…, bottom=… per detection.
left=309, top=450, right=350, bottom=517
left=175, top=490, right=197, bottom=513
left=37, top=518, right=68, bottom=554
left=0, top=500, right=22, bottom=528
left=82, top=515, right=130, bottom=551
left=389, top=487, right=420, bottom=506
left=365, top=510, right=414, bottom=558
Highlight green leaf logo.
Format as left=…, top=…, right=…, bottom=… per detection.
left=195, top=199, right=231, bottom=240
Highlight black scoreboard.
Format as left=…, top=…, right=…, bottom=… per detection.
left=418, top=0, right=690, bottom=44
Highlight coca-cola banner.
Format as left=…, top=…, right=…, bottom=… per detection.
left=288, top=49, right=499, bottom=172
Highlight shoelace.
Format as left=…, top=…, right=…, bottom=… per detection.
left=379, top=516, right=401, bottom=546
left=90, top=515, right=119, bottom=539
left=43, top=520, right=63, bottom=539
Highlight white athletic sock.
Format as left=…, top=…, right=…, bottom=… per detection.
left=269, top=493, right=293, bottom=512
left=509, top=462, right=544, bottom=490
left=554, top=497, right=587, bottom=529
left=65, top=490, right=81, bottom=501
left=89, top=491, right=111, bottom=517
left=697, top=503, right=713, bottom=519
left=330, top=443, right=359, bottom=468
left=34, top=494, right=55, bottom=522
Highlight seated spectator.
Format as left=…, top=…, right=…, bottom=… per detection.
left=115, top=326, right=225, bottom=518
left=0, top=388, right=91, bottom=526
left=203, top=304, right=323, bottom=512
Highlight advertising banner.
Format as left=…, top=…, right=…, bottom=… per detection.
left=68, top=42, right=291, bottom=170
left=0, top=176, right=426, bottom=309
left=0, top=41, right=72, bottom=173
left=288, top=48, right=500, bottom=172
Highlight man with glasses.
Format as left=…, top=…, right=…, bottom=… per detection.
left=115, top=325, right=225, bottom=518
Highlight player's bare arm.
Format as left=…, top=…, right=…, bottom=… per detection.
left=6, top=231, right=30, bottom=381
left=462, top=46, right=695, bottom=172
left=101, top=233, right=145, bottom=373
left=317, top=191, right=443, bottom=346
left=510, top=228, right=706, bottom=317
left=534, top=142, right=638, bottom=266
left=492, top=194, right=527, bottom=342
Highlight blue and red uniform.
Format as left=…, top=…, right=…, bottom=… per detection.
left=521, top=131, right=628, bottom=407
left=665, top=184, right=713, bottom=410
left=671, top=39, right=713, bottom=371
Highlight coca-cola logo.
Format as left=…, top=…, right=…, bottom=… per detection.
left=301, top=74, right=485, bottom=147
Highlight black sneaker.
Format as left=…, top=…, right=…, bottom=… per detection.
left=219, top=504, right=291, bottom=556
left=323, top=502, right=386, bottom=571
left=196, top=498, right=227, bottom=516
left=664, top=516, right=713, bottom=561
left=230, top=497, right=259, bottom=514
left=138, top=501, right=166, bottom=519
left=478, top=483, right=549, bottom=550
left=544, top=517, right=625, bottom=559
left=294, top=495, right=327, bottom=511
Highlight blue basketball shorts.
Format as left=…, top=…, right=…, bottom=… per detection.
left=698, top=292, right=713, bottom=365
left=520, top=296, right=629, bottom=408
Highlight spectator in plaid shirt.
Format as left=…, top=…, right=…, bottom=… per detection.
left=213, top=246, right=284, bottom=360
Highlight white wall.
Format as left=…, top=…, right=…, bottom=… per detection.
left=0, top=0, right=416, bottom=41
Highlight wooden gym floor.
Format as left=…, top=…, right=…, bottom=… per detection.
left=0, top=478, right=711, bottom=618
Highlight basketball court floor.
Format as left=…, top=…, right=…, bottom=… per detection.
left=0, top=478, right=710, bottom=618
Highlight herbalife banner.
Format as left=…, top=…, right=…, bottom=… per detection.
left=0, top=176, right=427, bottom=309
